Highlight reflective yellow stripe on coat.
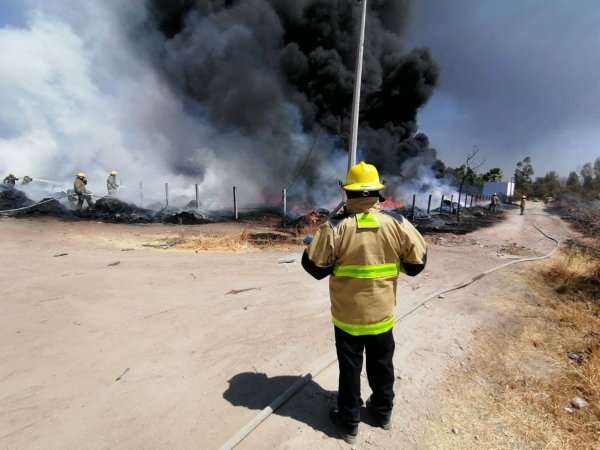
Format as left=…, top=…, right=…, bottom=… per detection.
left=356, top=212, right=380, bottom=228
left=333, top=262, right=402, bottom=279
left=332, top=316, right=395, bottom=336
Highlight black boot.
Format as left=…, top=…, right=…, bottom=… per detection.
left=329, top=407, right=358, bottom=444
left=366, top=398, right=391, bottom=430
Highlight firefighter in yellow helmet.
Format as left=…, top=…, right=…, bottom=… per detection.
left=488, top=192, right=500, bottom=212
left=106, top=170, right=119, bottom=197
left=73, top=172, right=94, bottom=213
left=302, top=161, right=427, bottom=444
left=520, top=195, right=526, bottom=215
left=3, top=173, right=19, bottom=186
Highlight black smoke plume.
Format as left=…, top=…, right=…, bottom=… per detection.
left=142, top=0, right=443, bottom=196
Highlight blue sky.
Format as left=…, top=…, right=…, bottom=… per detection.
left=408, top=0, right=600, bottom=179
left=0, top=0, right=25, bottom=27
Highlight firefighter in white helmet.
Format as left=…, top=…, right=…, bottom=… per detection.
left=106, top=170, right=119, bottom=197
left=489, top=192, right=500, bottom=212
left=73, top=172, right=94, bottom=213
left=302, top=161, right=427, bottom=444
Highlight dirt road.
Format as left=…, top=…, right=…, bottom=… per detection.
left=0, top=203, right=574, bottom=449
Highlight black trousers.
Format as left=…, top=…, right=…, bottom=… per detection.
left=334, top=326, right=395, bottom=427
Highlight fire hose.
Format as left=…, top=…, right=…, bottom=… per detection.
left=218, top=217, right=560, bottom=450
left=0, top=192, right=110, bottom=216
left=0, top=194, right=70, bottom=215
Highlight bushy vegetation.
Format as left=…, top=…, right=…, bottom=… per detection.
left=447, top=155, right=600, bottom=202
left=514, top=156, right=600, bottom=200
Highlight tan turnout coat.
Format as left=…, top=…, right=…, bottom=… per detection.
left=305, top=198, right=427, bottom=334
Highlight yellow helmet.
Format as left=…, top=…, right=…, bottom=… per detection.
left=522, top=195, right=526, bottom=199
left=110, top=170, right=118, bottom=175
left=77, top=172, right=86, bottom=178
left=343, top=162, right=385, bottom=191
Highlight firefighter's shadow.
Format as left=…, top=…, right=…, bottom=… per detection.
left=223, top=372, right=338, bottom=438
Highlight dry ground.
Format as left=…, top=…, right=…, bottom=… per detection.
left=0, top=203, right=579, bottom=449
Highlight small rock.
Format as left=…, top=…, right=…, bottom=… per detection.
left=452, top=427, right=459, bottom=435
left=438, top=294, right=445, bottom=299
left=570, top=396, right=589, bottom=409
left=53, top=253, right=68, bottom=257
left=567, top=352, right=584, bottom=365
left=107, top=261, right=121, bottom=267
left=564, top=406, right=575, bottom=413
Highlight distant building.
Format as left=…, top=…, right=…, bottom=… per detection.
left=482, top=181, right=515, bottom=199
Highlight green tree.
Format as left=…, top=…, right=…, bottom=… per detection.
left=481, top=167, right=503, bottom=182
left=580, top=162, right=594, bottom=189
left=593, top=157, right=600, bottom=190
left=514, top=156, right=534, bottom=196
left=533, top=171, right=561, bottom=198
left=452, top=165, right=482, bottom=186
left=566, top=171, right=581, bottom=190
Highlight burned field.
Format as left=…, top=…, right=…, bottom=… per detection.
left=288, top=205, right=509, bottom=236
left=1, top=186, right=508, bottom=241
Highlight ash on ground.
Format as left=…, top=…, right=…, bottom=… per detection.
left=77, top=197, right=156, bottom=223
left=289, top=205, right=508, bottom=235
left=1, top=187, right=509, bottom=235
left=1, top=186, right=71, bottom=217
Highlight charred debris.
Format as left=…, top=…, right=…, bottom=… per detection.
left=1, top=186, right=504, bottom=234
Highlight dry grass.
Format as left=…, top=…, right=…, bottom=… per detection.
left=430, top=241, right=600, bottom=449
left=148, top=229, right=304, bottom=252
left=173, top=230, right=259, bottom=252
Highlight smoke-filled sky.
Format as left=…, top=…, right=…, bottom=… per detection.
left=0, top=0, right=445, bottom=207
left=408, top=0, right=600, bottom=178
left=1, top=0, right=596, bottom=209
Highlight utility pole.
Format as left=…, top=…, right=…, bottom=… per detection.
left=329, top=0, right=368, bottom=218
left=348, top=0, right=368, bottom=172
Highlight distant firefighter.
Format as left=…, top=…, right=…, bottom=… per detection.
left=520, top=196, right=526, bottom=215
left=21, top=175, right=33, bottom=185
left=488, top=193, right=500, bottom=212
left=106, top=170, right=119, bottom=197
left=3, top=173, right=19, bottom=186
left=74, top=172, right=94, bottom=213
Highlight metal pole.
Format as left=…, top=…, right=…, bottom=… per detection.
left=233, top=186, right=238, bottom=220
left=450, top=195, right=454, bottom=213
left=464, top=194, right=468, bottom=208
left=440, top=195, right=444, bottom=214
left=411, top=194, right=416, bottom=221
left=165, top=183, right=169, bottom=207
left=282, top=189, right=287, bottom=224
left=348, top=0, right=368, bottom=171
left=195, top=184, right=200, bottom=210
left=427, top=194, right=432, bottom=215
left=139, top=181, right=143, bottom=206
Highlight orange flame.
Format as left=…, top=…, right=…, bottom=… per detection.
left=380, top=196, right=404, bottom=209
left=308, top=212, right=318, bottom=224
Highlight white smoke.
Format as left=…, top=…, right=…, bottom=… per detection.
left=0, top=0, right=342, bottom=210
